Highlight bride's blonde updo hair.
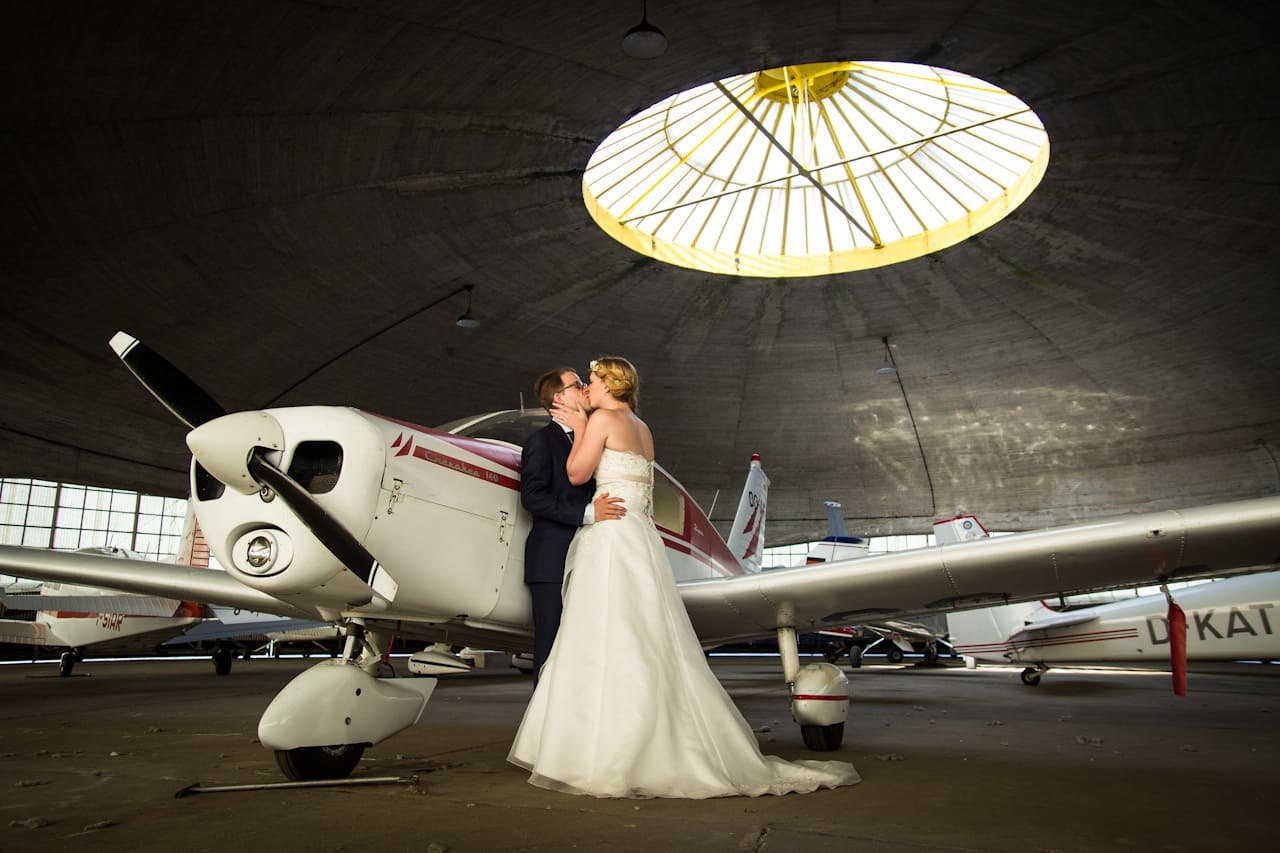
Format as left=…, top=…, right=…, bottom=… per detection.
left=590, top=356, right=639, bottom=411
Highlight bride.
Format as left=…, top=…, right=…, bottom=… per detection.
left=508, top=356, right=859, bottom=798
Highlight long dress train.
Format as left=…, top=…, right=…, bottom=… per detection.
left=508, top=448, right=860, bottom=798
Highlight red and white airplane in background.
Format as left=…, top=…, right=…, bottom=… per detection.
left=2, top=331, right=1279, bottom=782
left=0, top=552, right=205, bottom=676
left=947, top=570, right=1280, bottom=688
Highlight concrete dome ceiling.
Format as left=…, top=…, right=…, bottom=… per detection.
left=2, top=1, right=1278, bottom=542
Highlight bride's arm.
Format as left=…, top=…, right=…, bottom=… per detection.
left=565, top=410, right=612, bottom=485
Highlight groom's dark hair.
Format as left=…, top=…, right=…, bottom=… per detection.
left=534, top=367, right=577, bottom=413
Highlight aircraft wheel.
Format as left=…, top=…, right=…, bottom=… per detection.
left=922, top=643, right=939, bottom=663
left=213, top=646, right=234, bottom=676
left=1020, top=667, right=1042, bottom=686
left=886, top=646, right=904, bottom=663
left=823, top=642, right=846, bottom=664
left=58, top=651, right=76, bottom=677
left=800, top=722, right=845, bottom=751
left=274, top=744, right=366, bottom=781
left=847, top=646, right=863, bottom=668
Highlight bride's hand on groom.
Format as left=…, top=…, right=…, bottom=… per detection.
left=551, top=399, right=588, bottom=433
left=594, top=492, right=626, bottom=522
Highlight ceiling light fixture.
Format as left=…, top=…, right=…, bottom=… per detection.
left=875, top=336, right=898, bottom=375
left=622, top=1, right=667, bottom=59
left=455, top=285, right=480, bottom=329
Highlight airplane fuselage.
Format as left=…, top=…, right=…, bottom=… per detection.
left=191, top=407, right=744, bottom=638
left=952, top=572, right=1280, bottom=665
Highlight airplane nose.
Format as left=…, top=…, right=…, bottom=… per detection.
left=187, top=411, right=285, bottom=495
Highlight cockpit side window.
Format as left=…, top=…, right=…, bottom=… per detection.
left=652, top=474, right=686, bottom=534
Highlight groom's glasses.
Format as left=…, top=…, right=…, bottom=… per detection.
left=560, top=381, right=586, bottom=393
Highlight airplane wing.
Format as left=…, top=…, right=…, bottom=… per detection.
left=678, top=495, right=1280, bottom=645
left=0, top=546, right=318, bottom=621
left=0, top=593, right=189, bottom=617
left=162, top=616, right=333, bottom=645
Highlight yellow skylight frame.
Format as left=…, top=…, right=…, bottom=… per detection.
left=583, top=61, right=1050, bottom=277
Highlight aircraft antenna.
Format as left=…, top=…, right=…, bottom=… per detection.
left=706, top=489, right=720, bottom=520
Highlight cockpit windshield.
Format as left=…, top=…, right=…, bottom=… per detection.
left=434, top=410, right=551, bottom=448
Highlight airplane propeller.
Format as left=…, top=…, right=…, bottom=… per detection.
left=110, top=332, right=227, bottom=429
left=109, top=331, right=397, bottom=604
left=245, top=451, right=397, bottom=603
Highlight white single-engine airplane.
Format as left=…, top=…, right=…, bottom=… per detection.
left=0, top=555, right=205, bottom=676
left=1, top=332, right=1279, bottom=781
left=947, top=570, right=1280, bottom=688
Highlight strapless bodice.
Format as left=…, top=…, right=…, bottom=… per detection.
left=593, top=447, right=653, bottom=514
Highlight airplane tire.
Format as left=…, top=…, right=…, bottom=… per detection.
left=213, top=647, right=233, bottom=676
left=58, top=651, right=76, bottom=677
left=823, top=642, right=846, bottom=664
left=1020, top=668, right=1042, bottom=687
left=274, top=744, right=366, bottom=781
left=886, top=646, right=904, bottom=663
left=801, top=722, right=844, bottom=751
left=847, top=646, right=862, bottom=668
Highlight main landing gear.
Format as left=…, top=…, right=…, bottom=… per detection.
left=256, top=620, right=436, bottom=781
left=1021, top=664, right=1048, bottom=686
left=776, top=627, right=849, bottom=751
left=58, top=648, right=84, bottom=677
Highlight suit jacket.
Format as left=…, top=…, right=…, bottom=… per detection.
left=520, top=423, right=595, bottom=584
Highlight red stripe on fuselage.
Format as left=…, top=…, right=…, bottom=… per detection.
left=373, top=414, right=522, bottom=473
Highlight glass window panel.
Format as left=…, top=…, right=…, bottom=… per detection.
left=29, top=484, right=58, bottom=506
left=79, top=530, right=109, bottom=549
left=58, top=485, right=86, bottom=509
left=111, top=491, right=137, bottom=514
left=22, top=527, right=51, bottom=547
left=135, top=514, right=161, bottom=535
left=134, top=533, right=159, bottom=558
left=53, top=529, right=81, bottom=549
left=56, top=506, right=84, bottom=528
left=1, top=525, right=24, bottom=546
left=1, top=503, right=27, bottom=526
left=108, top=511, right=135, bottom=533
left=1, top=480, right=32, bottom=505
left=26, top=506, right=54, bottom=527
left=84, top=488, right=114, bottom=513
left=81, top=506, right=111, bottom=531
left=139, top=495, right=164, bottom=514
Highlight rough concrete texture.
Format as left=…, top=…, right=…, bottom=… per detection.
left=1, top=655, right=1275, bottom=852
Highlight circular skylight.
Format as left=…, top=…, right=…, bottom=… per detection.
left=583, top=62, right=1049, bottom=277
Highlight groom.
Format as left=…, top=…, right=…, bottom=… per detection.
left=520, top=367, right=625, bottom=685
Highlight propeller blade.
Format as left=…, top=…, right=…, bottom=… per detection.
left=1162, top=585, right=1188, bottom=696
left=246, top=451, right=398, bottom=604
left=110, top=331, right=227, bottom=429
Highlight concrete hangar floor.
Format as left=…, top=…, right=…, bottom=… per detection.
left=1, top=654, right=1274, bottom=853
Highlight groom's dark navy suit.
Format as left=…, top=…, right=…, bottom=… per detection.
left=520, top=422, right=594, bottom=683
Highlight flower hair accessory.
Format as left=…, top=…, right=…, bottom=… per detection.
left=590, top=359, right=602, bottom=373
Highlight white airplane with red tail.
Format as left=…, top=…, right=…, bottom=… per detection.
left=2, top=331, right=1279, bottom=781
left=947, top=570, right=1280, bottom=690
left=0, top=554, right=204, bottom=676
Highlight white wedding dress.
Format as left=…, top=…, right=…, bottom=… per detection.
left=508, top=448, right=860, bottom=798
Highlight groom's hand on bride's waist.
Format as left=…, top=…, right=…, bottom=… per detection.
left=594, top=492, right=627, bottom=521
